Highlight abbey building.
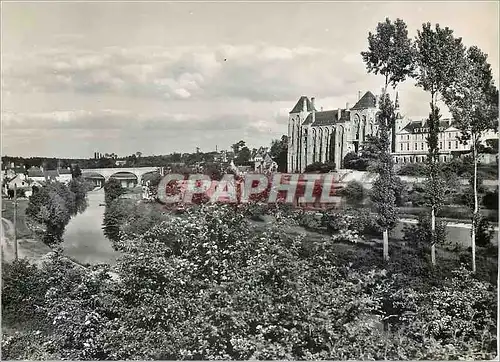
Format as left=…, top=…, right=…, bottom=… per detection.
left=287, top=91, right=405, bottom=173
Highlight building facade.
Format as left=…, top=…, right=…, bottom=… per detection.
left=393, top=119, right=498, bottom=164
left=287, top=91, right=407, bottom=173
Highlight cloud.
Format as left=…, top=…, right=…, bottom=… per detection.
left=2, top=44, right=366, bottom=102
left=2, top=109, right=285, bottom=135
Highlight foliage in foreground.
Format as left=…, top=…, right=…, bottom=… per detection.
left=2, top=204, right=497, bottom=360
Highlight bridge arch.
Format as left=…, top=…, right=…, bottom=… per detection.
left=109, top=171, right=138, bottom=188
left=82, top=172, right=105, bottom=188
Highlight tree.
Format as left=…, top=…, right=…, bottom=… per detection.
left=104, top=178, right=125, bottom=206
left=414, top=23, right=466, bottom=266
left=25, top=183, right=73, bottom=245
left=442, top=45, right=499, bottom=272
left=235, top=146, right=251, bottom=165
left=270, top=135, right=288, bottom=172
left=231, top=140, right=246, bottom=155
left=70, top=164, right=82, bottom=179
left=362, top=18, right=414, bottom=261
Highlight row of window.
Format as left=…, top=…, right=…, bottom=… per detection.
left=399, top=140, right=461, bottom=151
left=395, top=155, right=449, bottom=164
left=398, top=131, right=460, bottom=141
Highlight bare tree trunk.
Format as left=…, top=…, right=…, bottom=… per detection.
left=383, top=229, right=389, bottom=261
left=471, top=142, right=478, bottom=273
left=431, top=206, right=436, bottom=266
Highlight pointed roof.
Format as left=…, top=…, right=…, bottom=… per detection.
left=289, top=96, right=317, bottom=114
left=351, top=91, right=377, bottom=110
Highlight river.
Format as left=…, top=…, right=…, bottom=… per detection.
left=62, top=189, right=120, bottom=265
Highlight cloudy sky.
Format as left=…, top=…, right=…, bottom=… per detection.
left=2, top=1, right=498, bottom=158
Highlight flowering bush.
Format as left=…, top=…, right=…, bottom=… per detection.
left=2, top=204, right=497, bottom=360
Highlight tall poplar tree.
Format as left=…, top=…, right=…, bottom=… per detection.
left=443, top=46, right=499, bottom=273
left=414, top=23, right=465, bottom=266
left=361, top=18, right=415, bottom=261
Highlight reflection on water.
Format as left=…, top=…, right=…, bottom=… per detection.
left=62, top=189, right=120, bottom=265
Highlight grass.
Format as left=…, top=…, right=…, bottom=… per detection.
left=2, top=198, right=34, bottom=239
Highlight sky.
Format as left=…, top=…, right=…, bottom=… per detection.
left=2, top=1, right=499, bottom=159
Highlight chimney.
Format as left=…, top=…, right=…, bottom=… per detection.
left=337, top=108, right=342, bottom=121
left=311, top=97, right=316, bottom=123
left=303, top=97, right=307, bottom=112
left=346, top=102, right=350, bottom=110
left=358, top=91, right=361, bottom=101
left=448, top=119, right=452, bottom=126
left=321, top=107, right=323, bottom=111
left=421, top=119, right=425, bottom=127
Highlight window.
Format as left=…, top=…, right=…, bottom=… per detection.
left=421, top=143, right=424, bottom=150
left=455, top=141, right=458, bottom=149
left=439, top=142, right=443, bottom=149
left=400, top=144, right=403, bottom=151
left=448, top=141, right=451, bottom=149
left=444, top=156, right=447, bottom=162
left=407, top=143, right=409, bottom=151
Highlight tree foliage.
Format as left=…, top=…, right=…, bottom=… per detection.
left=104, top=178, right=125, bottom=206
left=361, top=18, right=416, bottom=88
left=25, top=181, right=87, bottom=245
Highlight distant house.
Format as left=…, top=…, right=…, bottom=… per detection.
left=4, top=174, right=31, bottom=197
left=26, top=167, right=72, bottom=184
left=27, top=167, right=46, bottom=183
left=254, top=153, right=278, bottom=173
left=57, top=168, right=72, bottom=184
left=115, top=160, right=127, bottom=166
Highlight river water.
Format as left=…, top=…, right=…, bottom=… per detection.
left=62, top=189, right=119, bottom=265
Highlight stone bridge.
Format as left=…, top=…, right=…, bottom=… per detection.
left=81, top=167, right=161, bottom=188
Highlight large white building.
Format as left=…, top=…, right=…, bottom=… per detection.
left=394, top=118, right=498, bottom=164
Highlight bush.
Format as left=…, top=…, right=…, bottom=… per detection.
left=304, top=161, right=336, bottom=173
left=343, top=152, right=370, bottom=171
left=104, top=178, right=125, bottom=206
left=339, top=181, right=365, bottom=206
left=396, top=163, right=427, bottom=176
left=402, top=214, right=447, bottom=249
left=482, top=188, right=499, bottom=210
left=474, top=214, right=495, bottom=247
left=323, top=207, right=379, bottom=240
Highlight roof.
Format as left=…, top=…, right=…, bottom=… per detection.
left=82, top=171, right=105, bottom=179
left=351, top=91, right=377, bottom=110
left=290, top=96, right=317, bottom=114
left=303, top=109, right=350, bottom=126
left=402, top=119, right=456, bottom=133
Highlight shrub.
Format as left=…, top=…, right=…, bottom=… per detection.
left=304, top=161, right=336, bottom=173
left=104, top=178, right=125, bottom=206
left=474, top=214, right=495, bottom=247
left=339, top=180, right=365, bottom=206
left=482, top=188, right=499, bottom=210
left=397, top=163, right=427, bottom=176
left=402, top=214, right=447, bottom=249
